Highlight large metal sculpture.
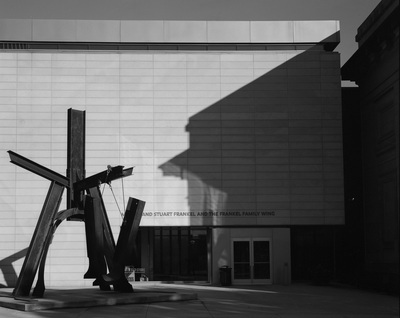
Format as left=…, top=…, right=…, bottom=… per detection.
left=8, top=108, right=145, bottom=298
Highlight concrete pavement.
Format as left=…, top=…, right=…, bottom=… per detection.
left=0, top=282, right=398, bottom=317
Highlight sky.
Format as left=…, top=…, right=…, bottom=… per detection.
left=0, top=0, right=382, bottom=65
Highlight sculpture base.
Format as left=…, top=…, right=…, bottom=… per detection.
left=0, top=285, right=197, bottom=312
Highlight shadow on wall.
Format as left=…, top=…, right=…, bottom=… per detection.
left=0, top=248, right=27, bottom=288
left=0, top=32, right=341, bottom=290
left=159, top=33, right=342, bottom=225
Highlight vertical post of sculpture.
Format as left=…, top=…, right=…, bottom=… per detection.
left=103, top=197, right=145, bottom=292
left=114, top=198, right=145, bottom=266
left=83, top=195, right=106, bottom=279
left=67, top=108, right=85, bottom=210
left=86, top=186, right=117, bottom=289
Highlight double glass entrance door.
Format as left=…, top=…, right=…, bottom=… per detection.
left=232, top=238, right=271, bottom=284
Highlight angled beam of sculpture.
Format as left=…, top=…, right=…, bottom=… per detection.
left=32, top=207, right=83, bottom=297
left=12, top=181, right=65, bottom=297
left=73, top=166, right=133, bottom=193
left=7, top=151, right=69, bottom=297
left=8, top=150, right=69, bottom=187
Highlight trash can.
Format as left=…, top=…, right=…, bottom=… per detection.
left=219, top=266, right=232, bottom=286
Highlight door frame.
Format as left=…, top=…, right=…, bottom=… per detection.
left=231, top=237, right=272, bottom=284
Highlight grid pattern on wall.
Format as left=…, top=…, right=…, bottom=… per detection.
left=0, top=48, right=343, bottom=286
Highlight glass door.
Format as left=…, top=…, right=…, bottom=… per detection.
left=232, top=238, right=271, bottom=284
left=253, top=239, right=271, bottom=282
left=233, top=239, right=251, bottom=283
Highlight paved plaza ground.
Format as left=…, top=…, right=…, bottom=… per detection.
left=0, top=282, right=398, bottom=318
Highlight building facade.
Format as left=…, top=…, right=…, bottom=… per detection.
left=342, top=0, right=399, bottom=292
left=0, top=19, right=343, bottom=287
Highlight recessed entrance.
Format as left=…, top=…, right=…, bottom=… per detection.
left=232, top=238, right=272, bottom=284
left=153, top=227, right=208, bottom=281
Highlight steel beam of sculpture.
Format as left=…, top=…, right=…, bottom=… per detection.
left=9, top=108, right=145, bottom=298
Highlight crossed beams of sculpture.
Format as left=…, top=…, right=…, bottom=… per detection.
left=8, top=108, right=145, bottom=298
